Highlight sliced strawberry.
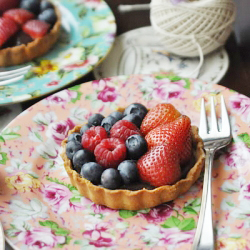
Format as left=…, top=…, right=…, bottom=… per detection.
left=145, top=115, right=192, bottom=165
left=140, top=103, right=181, bottom=135
left=22, top=20, right=50, bottom=39
left=0, top=0, right=19, bottom=12
left=3, top=8, right=35, bottom=25
left=0, top=17, right=19, bottom=47
left=137, top=144, right=181, bottom=187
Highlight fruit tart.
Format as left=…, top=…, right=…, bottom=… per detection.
left=0, top=0, right=61, bottom=67
left=61, top=103, right=205, bottom=210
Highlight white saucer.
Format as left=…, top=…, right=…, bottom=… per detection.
left=94, top=26, right=229, bottom=84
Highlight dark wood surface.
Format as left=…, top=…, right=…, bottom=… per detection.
left=22, top=0, right=250, bottom=110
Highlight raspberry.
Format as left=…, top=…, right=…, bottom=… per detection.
left=94, top=138, right=127, bottom=169
left=81, top=126, right=108, bottom=152
left=110, top=120, right=141, bottom=141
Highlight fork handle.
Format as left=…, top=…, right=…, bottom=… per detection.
left=192, top=149, right=215, bottom=250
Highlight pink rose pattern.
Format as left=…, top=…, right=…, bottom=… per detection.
left=43, top=183, right=73, bottom=214
left=18, top=227, right=66, bottom=250
left=82, top=223, right=115, bottom=248
left=229, top=93, right=250, bottom=124
left=46, top=118, right=75, bottom=145
left=2, top=75, right=250, bottom=249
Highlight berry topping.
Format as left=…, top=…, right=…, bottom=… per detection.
left=140, top=103, right=181, bottom=135
left=101, top=168, right=123, bottom=190
left=38, top=8, right=57, bottom=25
left=0, top=17, right=19, bottom=47
left=0, top=0, right=19, bottom=12
left=3, top=8, right=35, bottom=25
left=137, top=145, right=181, bottom=187
left=109, top=111, right=124, bottom=121
left=72, top=149, right=94, bottom=173
left=101, top=116, right=117, bottom=133
left=67, top=133, right=82, bottom=143
left=117, top=160, right=138, bottom=184
left=123, top=103, right=148, bottom=120
left=22, top=19, right=50, bottom=39
left=110, top=120, right=141, bottom=141
left=125, top=134, right=148, bottom=160
left=122, top=113, right=142, bottom=128
left=40, top=0, right=54, bottom=12
left=80, top=162, right=103, bottom=184
left=66, top=140, right=82, bottom=160
left=94, top=138, right=127, bottom=168
left=80, top=124, right=91, bottom=135
left=88, top=113, right=105, bottom=127
left=145, top=115, right=192, bottom=165
left=20, top=0, right=40, bottom=14
left=81, top=126, right=108, bottom=152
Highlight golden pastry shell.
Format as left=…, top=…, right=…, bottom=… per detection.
left=0, top=3, right=61, bottom=67
left=61, top=120, right=205, bottom=211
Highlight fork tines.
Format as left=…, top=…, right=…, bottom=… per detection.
left=0, top=65, right=31, bottom=86
left=199, top=95, right=231, bottom=138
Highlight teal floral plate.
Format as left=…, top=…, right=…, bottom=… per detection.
left=0, top=74, right=250, bottom=249
left=0, top=0, right=116, bottom=106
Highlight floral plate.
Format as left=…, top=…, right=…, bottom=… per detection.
left=0, top=74, right=250, bottom=250
left=0, top=0, right=116, bottom=106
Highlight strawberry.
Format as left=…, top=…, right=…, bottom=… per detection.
left=145, top=115, right=192, bottom=165
left=140, top=103, right=181, bottom=135
left=22, top=20, right=50, bottom=39
left=0, top=17, right=19, bottom=47
left=0, top=0, right=19, bottom=12
left=137, top=144, right=181, bottom=187
left=3, top=8, right=35, bottom=25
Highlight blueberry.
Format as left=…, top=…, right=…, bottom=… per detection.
left=88, top=113, right=105, bottom=127
left=101, top=116, right=118, bottom=133
left=20, top=0, right=40, bottom=14
left=122, top=114, right=142, bottom=127
left=67, top=133, right=82, bottom=143
left=110, top=111, right=124, bottom=121
left=123, top=103, right=148, bottom=120
left=117, top=160, right=138, bottom=184
left=72, top=149, right=94, bottom=173
left=101, top=168, right=123, bottom=190
left=38, top=9, right=57, bottom=25
left=125, top=134, right=148, bottom=160
left=66, top=141, right=82, bottom=160
left=80, top=124, right=91, bottom=135
left=80, top=162, right=103, bottom=184
left=40, top=0, right=54, bottom=11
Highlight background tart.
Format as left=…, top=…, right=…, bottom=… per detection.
left=0, top=3, right=61, bottom=67
left=61, top=123, right=205, bottom=211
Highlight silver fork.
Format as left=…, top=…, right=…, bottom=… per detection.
left=0, top=65, right=31, bottom=86
left=192, top=95, right=232, bottom=250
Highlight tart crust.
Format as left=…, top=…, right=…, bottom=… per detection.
left=0, top=4, right=61, bottom=67
left=61, top=121, right=205, bottom=210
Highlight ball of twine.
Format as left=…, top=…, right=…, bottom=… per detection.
left=150, top=0, right=236, bottom=58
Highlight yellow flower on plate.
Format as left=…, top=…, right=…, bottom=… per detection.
left=217, top=237, right=247, bottom=250
left=5, top=172, right=40, bottom=192
left=193, top=93, right=221, bottom=112
left=32, top=60, right=59, bottom=76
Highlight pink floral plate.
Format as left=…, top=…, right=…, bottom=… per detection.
left=0, top=74, right=250, bottom=250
